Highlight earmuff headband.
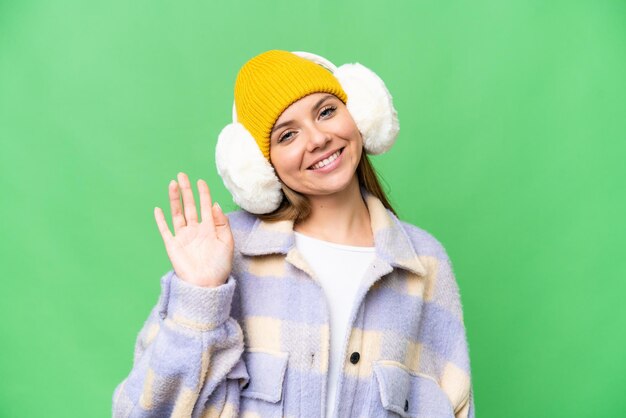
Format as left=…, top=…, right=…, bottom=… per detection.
left=216, top=50, right=400, bottom=214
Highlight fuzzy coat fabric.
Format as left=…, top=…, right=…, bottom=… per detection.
left=112, top=190, right=475, bottom=418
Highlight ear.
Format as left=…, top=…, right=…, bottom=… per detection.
left=215, top=123, right=283, bottom=214
left=334, top=63, right=399, bottom=155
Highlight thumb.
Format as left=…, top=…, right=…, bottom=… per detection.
left=212, top=202, right=233, bottom=244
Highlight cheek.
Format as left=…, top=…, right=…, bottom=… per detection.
left=334, top=115, right=361, bottom=141
left=270, top=147, right=303, bottom=179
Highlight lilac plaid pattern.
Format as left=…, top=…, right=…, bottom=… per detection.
left=113, top=191, right=475, bottom=418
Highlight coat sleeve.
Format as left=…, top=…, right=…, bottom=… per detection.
left=112, top=270, right=249, bottom=418
left=434, top=251, right=476, bottom=418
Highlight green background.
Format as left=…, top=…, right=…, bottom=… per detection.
left=1, top=0, right=625, bottom=417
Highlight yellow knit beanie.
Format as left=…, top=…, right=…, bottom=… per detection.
left=234, top=50, right=348, bottom=160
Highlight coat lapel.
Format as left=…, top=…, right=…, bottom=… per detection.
left=363, top=191, right=427, bottom=277
left=239, top=189, right=427, bottom=280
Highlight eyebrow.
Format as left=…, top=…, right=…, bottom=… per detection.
left=270, top=94, right=336, bottom=135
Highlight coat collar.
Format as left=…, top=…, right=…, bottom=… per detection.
left=240, top=189, right=427, bottom=277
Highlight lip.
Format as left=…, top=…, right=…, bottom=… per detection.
left=306, top=147, right=345, bottom=173
left=306, top=147, right=345, bottom=170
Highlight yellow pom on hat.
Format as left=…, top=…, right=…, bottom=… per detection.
left=234, top=50, right=348, bottom=160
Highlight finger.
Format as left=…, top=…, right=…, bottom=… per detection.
left=177, top=172, right=199, bottom=225
left=197, top=179, right=215, bottom=234
left=154, top=207, right=174, bottom=245
left=212, top=202, right=233, bottom=246
left=169, top=180, right=186, bottom=234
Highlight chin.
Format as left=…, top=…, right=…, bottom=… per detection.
left=296, top=174, right=359, bottom=198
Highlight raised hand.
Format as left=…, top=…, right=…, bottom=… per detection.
left=154, top=172, right=234, bottom=288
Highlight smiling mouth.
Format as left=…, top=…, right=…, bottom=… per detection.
left=308, top=148, right=344, bottom=170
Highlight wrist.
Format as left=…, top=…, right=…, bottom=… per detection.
left=186, top=275, right=229, bottom=288
left=175, top=267, right=230, bottom=288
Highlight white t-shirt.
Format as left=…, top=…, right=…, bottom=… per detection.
left=293, top=232, right=376, bottom=418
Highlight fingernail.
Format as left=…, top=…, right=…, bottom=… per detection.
left=214, top=202, right=221, bottom=211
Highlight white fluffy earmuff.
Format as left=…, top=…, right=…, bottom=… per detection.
left=215, top=51, right=400, bottom=214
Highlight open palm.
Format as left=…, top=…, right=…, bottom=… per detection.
left=154, top=172, right=233, bottom=288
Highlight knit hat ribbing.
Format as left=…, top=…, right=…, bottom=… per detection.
left=234, top=50, right=348, bottom=160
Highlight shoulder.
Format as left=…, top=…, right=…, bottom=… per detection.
left=396, top=217, right=466, bottom=315
left=225, top=209, right=259, bottom=251
left=396, top=218, right=452, bottom=263
left=225, top=209, right=257, bottom=231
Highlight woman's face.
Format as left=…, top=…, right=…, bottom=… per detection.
left=269, top=92, right=363, bottom=198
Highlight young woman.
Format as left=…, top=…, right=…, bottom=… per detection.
left=113, top=50, right=475, bottom=418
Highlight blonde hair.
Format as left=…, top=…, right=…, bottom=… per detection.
left=258, top=152, right=396, bottom=223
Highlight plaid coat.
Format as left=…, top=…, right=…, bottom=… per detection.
left=113, top=191, right=475, bottom=418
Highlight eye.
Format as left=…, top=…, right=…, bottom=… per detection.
left=277, top=130, right=295, bottom=143
left=319, top=105, right=337, bottom=119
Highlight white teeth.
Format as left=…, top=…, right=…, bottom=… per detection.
left=311, top=150, right=341, bottom=170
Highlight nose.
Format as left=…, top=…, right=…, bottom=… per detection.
left=305, top=125, right=331, bottom=152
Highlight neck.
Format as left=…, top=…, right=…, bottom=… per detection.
left=294, top=177, right=374, bottom=247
